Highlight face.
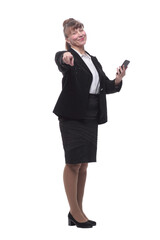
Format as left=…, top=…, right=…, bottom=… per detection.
left=66, top=27, right=87, bottom=48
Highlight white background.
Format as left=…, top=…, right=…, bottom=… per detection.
left=0, top=0, right=160, bottom=239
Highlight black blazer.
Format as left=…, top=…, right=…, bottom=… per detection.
left=53, top=48, right=122, bottom=124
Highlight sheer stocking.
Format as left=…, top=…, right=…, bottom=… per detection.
left=63, top=163, right=88, bottom=222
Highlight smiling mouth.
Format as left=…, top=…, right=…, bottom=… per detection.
left=79, top=37, right=84, bottom=41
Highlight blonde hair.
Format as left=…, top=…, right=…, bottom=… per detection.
left=63, top=18, right=84, bottom=50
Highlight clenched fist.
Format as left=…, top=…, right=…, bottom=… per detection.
left=62, top=52, right=74, bottom=66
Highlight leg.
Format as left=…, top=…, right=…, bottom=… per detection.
left=77, top=163, right=88, bottom=219
left=63, top=163, right=88, bottom=222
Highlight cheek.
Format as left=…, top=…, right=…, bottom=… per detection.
left=83, top=31, right=86, bottom=37
left=72, top=36, right=78, bottom=41
left=73, top=34, right=80, bottom=40
left=69, top=35, right=78, bottom=41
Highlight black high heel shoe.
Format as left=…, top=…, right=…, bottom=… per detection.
left=68, top=212, right=93, bottom=228
left=88, top=220, right=96, bottom=226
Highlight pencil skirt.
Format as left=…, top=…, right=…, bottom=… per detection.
left=58, top=94, right=99, bottom=164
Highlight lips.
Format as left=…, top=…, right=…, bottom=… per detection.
left=79, top=37, right=84, bottom=41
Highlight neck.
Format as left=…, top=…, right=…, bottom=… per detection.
left=71, top=45, right=85, bottom=55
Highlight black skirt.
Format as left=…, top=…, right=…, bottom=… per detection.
left=59, top=94, right=99, bottom=164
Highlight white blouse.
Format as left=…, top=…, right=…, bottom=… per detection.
left=72, top=48, right=100, bottom=94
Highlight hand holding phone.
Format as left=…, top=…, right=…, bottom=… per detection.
left=117, top=60, right=130, bottom=74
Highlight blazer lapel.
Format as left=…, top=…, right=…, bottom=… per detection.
left=69, top=48, right=103, bottom=86
left=90, top=56, right=102, bottom=77
left=69, top=48, right=93, bottom=76
left=84, top=50, right=103, bottom=80
left=91, top=57, right=104, bottom=87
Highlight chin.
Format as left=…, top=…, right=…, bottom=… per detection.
left=79, top=41, right=86, bottom=47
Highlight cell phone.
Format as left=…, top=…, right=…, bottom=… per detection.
left=121, top=60, right=130, bottom=69
left=117, top=60, right=130, bottom=74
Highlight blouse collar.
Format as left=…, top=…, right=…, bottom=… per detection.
left=71, top=47, right=91, bottom=59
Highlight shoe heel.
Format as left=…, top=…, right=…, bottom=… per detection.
left=68, top=219, right=75, bottom=226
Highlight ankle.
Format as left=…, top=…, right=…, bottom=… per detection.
left=81, top=211, right=88, bottom=220
left=70, top=210, right=88, bottom=222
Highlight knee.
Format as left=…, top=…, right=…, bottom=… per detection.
left=79, top=163, right=88, bottom=173
left=66, top=163, right=82, bottom=173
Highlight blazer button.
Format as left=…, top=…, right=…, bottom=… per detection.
left=100, top=88, right=103, bottom=91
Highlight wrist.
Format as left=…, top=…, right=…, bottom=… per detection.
left=115, top=77, right=122, bottom=85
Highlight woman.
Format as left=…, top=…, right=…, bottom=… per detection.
left=53, top=18, right=126, bottom=228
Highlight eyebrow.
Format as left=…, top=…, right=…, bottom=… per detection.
left=71, top=27, right=83, bottom=32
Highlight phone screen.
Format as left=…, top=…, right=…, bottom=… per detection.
left=122, top=60, right=130, bottom=69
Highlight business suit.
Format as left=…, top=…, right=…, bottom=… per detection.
left=53, top=47, right=122, bottom=125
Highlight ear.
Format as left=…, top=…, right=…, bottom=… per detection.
left=66, top=37, right=71, bottom=45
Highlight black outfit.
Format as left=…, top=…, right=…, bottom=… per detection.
left=53, top=48, right=122, bottom=164
left=59, top=94, right=99, bottom=164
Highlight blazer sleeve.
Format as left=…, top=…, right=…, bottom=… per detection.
left=94, top=57, right=122, bottom=94
left=55, top=51, right=72, bottom=74
left=105, top=76, right=122, bottom=94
